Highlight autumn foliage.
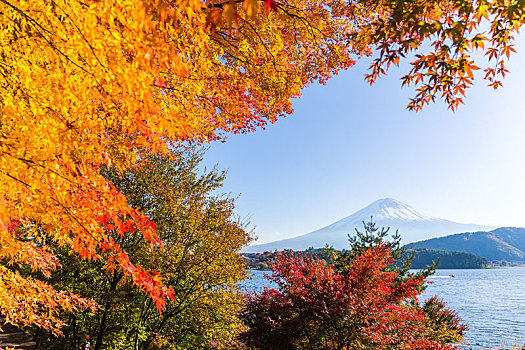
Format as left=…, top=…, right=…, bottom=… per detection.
left=1, top=0, right=524, bottom=332
left=241, top=246, right=465, bottom=349
left=25, top=149, right=252, bottom=349
left=0, top=0, right=361, bottom=329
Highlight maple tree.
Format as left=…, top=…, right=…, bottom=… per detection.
left=23, top=149, right=252, bottom=349
left=1, top=0, right=523, bottom=331
left=325, top=220, right=467, bottom=344
left=240, top=246, right=465, bottom=349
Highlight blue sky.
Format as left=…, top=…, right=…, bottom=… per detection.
left=204, top=37, right=525, bottom=245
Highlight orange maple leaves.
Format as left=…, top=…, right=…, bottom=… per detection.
left=206, top=0, right=278, bottom=36
left=0, top=221, right=97, bottom=333
left=1, top=0, right=523, bottom=334
left=358, top=0, right=521, bottom=111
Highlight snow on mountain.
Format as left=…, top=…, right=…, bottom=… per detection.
left=243, top=198, right=493, bottom=253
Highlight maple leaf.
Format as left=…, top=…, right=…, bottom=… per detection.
left=243, top=0, right=259, bottom=18
left=241, top=247, right=462, bottom=349
left=223, top=2, right=239, bottom=30
left=206, top=8, right=223, bottom=34
left=264, top=0, right=277, bottom=14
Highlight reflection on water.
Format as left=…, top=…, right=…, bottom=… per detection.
left=241, top=267, right=525, bottom=349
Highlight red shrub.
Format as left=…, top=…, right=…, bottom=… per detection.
left=240, top=245, right=463, bottom=349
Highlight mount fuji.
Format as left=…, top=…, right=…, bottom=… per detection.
left=243, top=198, right=493, bottom=253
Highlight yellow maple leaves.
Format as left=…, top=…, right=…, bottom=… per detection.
left=1, top=0, right=358, bottom=329
left=1, top=0, right=522, bottom=333
left=243, top=0, right=260, bottom=18
left=0, top=0, right=186, bottom=328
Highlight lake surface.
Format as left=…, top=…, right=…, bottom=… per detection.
left=241, top=267, right=525, bottom=349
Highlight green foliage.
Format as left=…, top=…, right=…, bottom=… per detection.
left=406, top=227, right=525, bottom=263
left=243, top=249, right=326, bottom=270
left=323, top=218, right=438, bottom=289
left=28, top=148, right=252, bottom=349
left=244, top=247, right=488, bottom=270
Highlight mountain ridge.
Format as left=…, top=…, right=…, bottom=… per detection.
left=406, top=227, right=525, bottom=262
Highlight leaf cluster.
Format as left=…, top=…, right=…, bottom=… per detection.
left=2, top=0, right=524, bottom=331
left=23, top=148, right=253, bottom=349
left=240, top=244, right=464, bottom=349
left=323, top=218, right=438, bottom=290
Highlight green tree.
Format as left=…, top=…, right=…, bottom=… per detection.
left=30, top=148, right=252, bottom=349
left=324, top=218, right=438, bottom=287
left=321, top=219, right=466, bottom=345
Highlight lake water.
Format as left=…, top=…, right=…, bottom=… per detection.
left=241, top=267, right=525, bottom=349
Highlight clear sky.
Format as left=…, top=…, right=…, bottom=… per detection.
left=204, top=37, right=525, bottom=245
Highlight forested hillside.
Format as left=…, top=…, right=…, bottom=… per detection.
left=244, top=248, right=489, bottom=270
left=407, top=248, right=489, bottom=269
left=407, top=228, right=525, bottom=263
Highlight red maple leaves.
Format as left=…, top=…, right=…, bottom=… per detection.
left=241, top=246, right=462, bottom=349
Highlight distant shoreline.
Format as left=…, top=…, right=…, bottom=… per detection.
left=242, top=247, right=499, bottom=270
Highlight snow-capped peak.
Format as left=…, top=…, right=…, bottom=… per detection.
left=355, top=198, right=434, bottom=221
left=324, top=198, right=433, bottom=231
left=243, top=198, right=493, bottom=253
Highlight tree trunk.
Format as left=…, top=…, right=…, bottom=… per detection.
left=94, top=300, right=110, bottom=350
left=94, top=271, right=122, bottom=350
